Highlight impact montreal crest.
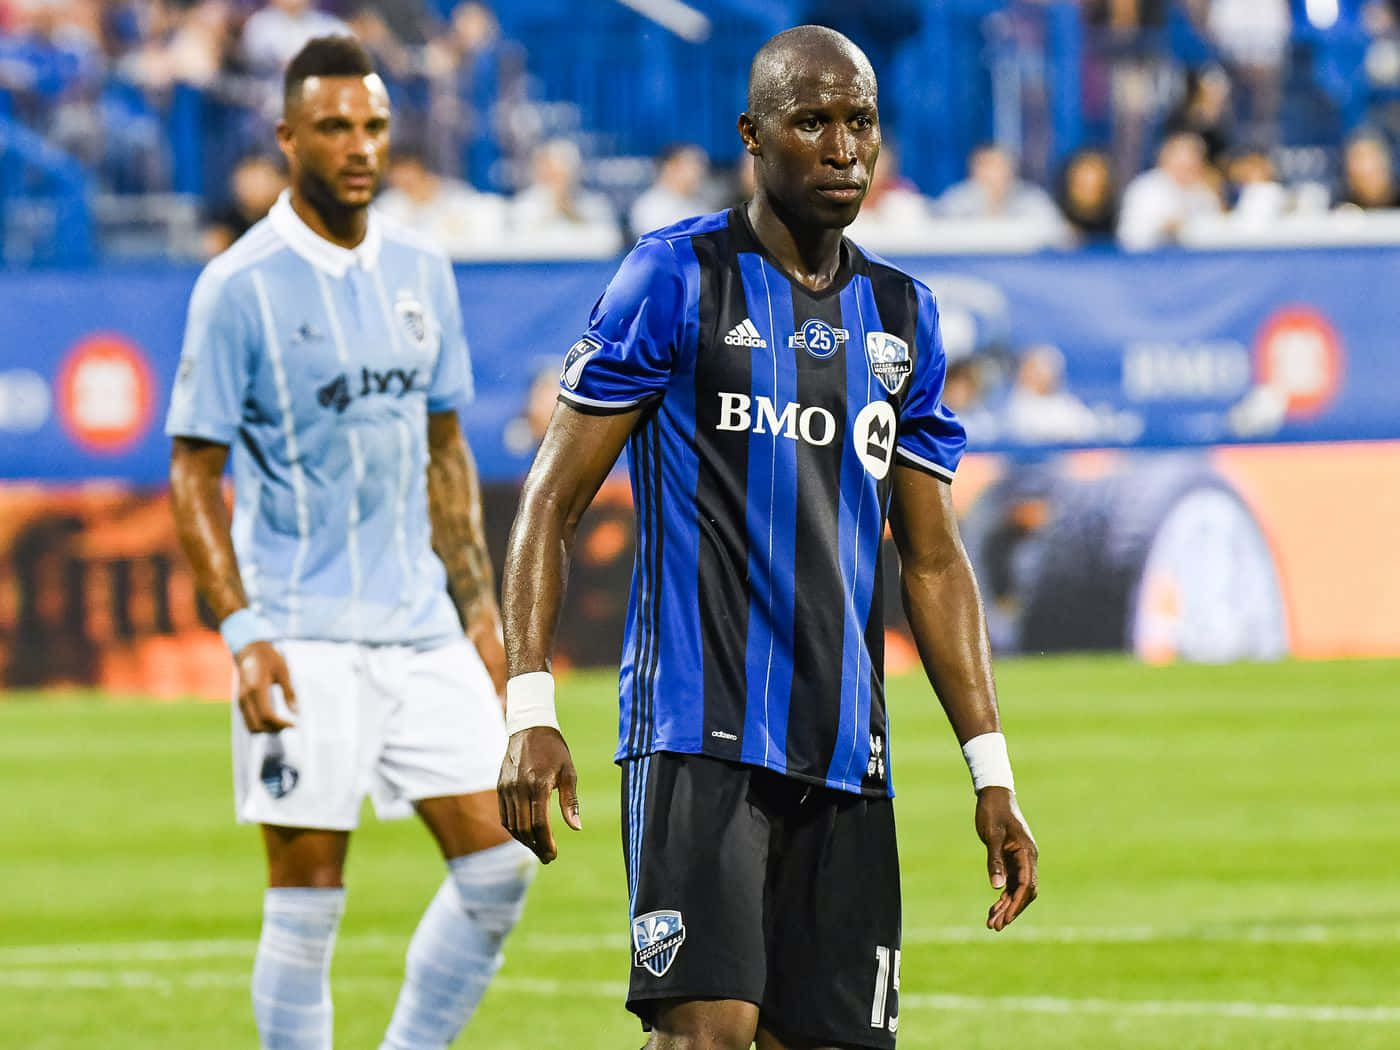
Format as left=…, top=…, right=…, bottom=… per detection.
left=632, top=909, right=686, bottom=977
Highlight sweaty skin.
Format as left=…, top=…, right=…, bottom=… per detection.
left=497, top=24, right=1037, bottom=1050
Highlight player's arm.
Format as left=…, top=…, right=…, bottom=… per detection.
left=169, top=436, right=295, bottom=732
left=889, top=466, right=1038, bottom=930
left=497, top=400, right=642, bottom=863
left=426, top=410, right=507, bottom=697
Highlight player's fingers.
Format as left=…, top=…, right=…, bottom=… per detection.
left=528, top=781, right=557, bottom=863
left=1002, top=847, right=1039, bottom=925
left=252, top=685, right=294, bottom=733
left=558, top=761, right=582, bottom=831
left=986, top=824, right=1008, bottom=890
left=237, top=694, right=264, bottom=733
left=273, top=656, right=298, bottom=712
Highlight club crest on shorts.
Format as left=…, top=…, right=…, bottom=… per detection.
left=395, top=291, right=429, bottom=347
left=866, top=332, right=912, bottom=394
left=260, top=754, right=299, bottom=799
left=632, top=909, right=686, bottom=977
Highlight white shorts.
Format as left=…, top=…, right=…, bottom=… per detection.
left=232, top=638, right=505, bottom=830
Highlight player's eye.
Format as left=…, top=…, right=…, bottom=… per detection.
left=852, top=115, right=873, bottom=130
left=797, top=117, right=822, bottom=132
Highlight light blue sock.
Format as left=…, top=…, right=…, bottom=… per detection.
left=380, top=840, right=536, bottom=1050
left=252, top=887, right=346, bottom=1050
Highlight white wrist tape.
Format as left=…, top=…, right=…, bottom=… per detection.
left=220, top=608, right=274, bottom=655
left=962, top=731, right=1015, bottom=792
left=505, top=672, right=560, bottom=736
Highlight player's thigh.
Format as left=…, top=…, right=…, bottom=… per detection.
left=647, top=997, right=761, bottom=1050
left=762, top=793, right=902, bottom=1050
left=622, top=753, right=769, bottom=1022
left=231, top=640, right=369, bottom=832
left=415, top=790, right=512, bottom=860
left=377, top=639, right=506, bottom=808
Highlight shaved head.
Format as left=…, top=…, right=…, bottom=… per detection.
left=746, top=25, right=876, bottom=127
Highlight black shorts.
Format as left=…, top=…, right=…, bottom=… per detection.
left=620, top=751, right=902, bottom=1048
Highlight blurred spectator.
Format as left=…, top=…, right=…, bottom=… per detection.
left=940, top=356, right=999, bottom=447
left=628, top=144, right=711, bottom=236
left=375, top=149, right=508, bottom=257
left=423, top=1, right=523, bottom=188
left=845, top=141, right=940, bottom=246
left=1117, top=132, right=1221, bottom=250
left=1338, top=134, right=1400, bottom=209
left=203, top=153, right=286, bottom=256
left=510, top=138, right=622, bottom=255
left=1223, top=148, right=1289, bottom=226
left=502, top=363, right=562, bottom=458
left=241, top=0, right=349, bottom=78
left=333, top=0, right=434, bottom=46
left=935, top=144, right=1066, bottom=232
left=1083, top=0, right=1174, bottom=184
left=1056, top=148, right=1119, bottom=243
left=728, top=151, right=756, bottom=209
left=1003, top=344, right=1098, bottom=445
left=1203, top=0, right=1290, bottom=145
left=1163, top=65, right=1234, bottom=171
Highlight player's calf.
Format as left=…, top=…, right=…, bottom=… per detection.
left=251, top=887, right=346, bottom=1050
left=379, top=839, right=537, bottom=1050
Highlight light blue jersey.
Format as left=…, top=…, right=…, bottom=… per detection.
left=166, top=192, right=473, bottom=648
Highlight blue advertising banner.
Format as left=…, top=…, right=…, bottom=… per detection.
left=0, top=246, right=1396, bottom=484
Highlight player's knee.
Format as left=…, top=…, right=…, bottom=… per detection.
left=450, top=838, right=536, bottom=937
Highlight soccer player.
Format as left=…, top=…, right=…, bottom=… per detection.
left=166, top=36, right=534, bottom=1050
left=497, top=25, right=1039, bottom=1050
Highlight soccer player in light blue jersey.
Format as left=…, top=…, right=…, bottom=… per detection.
left=167, top=37, right=534, bottom=1050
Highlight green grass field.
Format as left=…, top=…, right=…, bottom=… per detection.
left=2, top=656, right=1398, bottom=1049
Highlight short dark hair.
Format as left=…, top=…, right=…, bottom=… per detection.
left=283, top=35, right=376, bottom=111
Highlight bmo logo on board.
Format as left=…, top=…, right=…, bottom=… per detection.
left=57, top=334, right=156, bottom=453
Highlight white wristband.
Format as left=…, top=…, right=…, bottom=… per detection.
left=505, top=671, right=560, bottom=736
left=219, top=608, right=273, bottom=655
left=962, top=731, right=1015, bottom=793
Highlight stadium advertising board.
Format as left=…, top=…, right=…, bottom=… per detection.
left=1, top=249, right=1398, bottom=692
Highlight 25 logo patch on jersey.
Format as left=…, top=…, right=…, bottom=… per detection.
left=562, top=336, right=603, bottom=390
left=789, top=319, right=849, bottom=359
left=632, top=910, right=686, bottom=978
left=866, top=332, right=912, bottom=394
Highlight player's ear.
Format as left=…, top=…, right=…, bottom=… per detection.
left=738, top=113, right=761, bottom=156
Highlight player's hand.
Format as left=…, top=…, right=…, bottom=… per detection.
left=234, top=640, right=297, bottom=734
left=975, top=786, right=1038, bottom=931
left=497, top=727, right=581, bottom=864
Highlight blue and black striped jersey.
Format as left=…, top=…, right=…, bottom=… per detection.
left=560, top=208, right=966, bottom=797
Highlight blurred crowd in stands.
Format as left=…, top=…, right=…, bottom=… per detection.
left=5, top=0, right=1400, bottom=262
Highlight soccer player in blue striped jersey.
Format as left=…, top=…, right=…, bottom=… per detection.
left=166, top=37, right=534, bottom=1050
left=500, top=26, right=1039, bottom=1050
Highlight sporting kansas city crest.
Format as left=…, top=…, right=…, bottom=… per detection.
left=395, top=291, right=429, bottom=347
left=865, top=331, right=912, bottom=394
left=632, top=909, right=686, bottom=977
left=260, top=753, right=299, bottom=799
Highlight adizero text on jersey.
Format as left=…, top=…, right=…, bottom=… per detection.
left=559, top=209, right=966, bottom=796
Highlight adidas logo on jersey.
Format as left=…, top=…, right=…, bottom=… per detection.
left=724, top=318, right=767, bottom=348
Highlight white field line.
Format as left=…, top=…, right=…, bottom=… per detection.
left=0, top=969, right=1395, bottom=1025
left=2, top=923, right=1397, bottom=967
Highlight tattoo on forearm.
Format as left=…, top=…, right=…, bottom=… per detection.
left=428, top=423, right=498, bottom=631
